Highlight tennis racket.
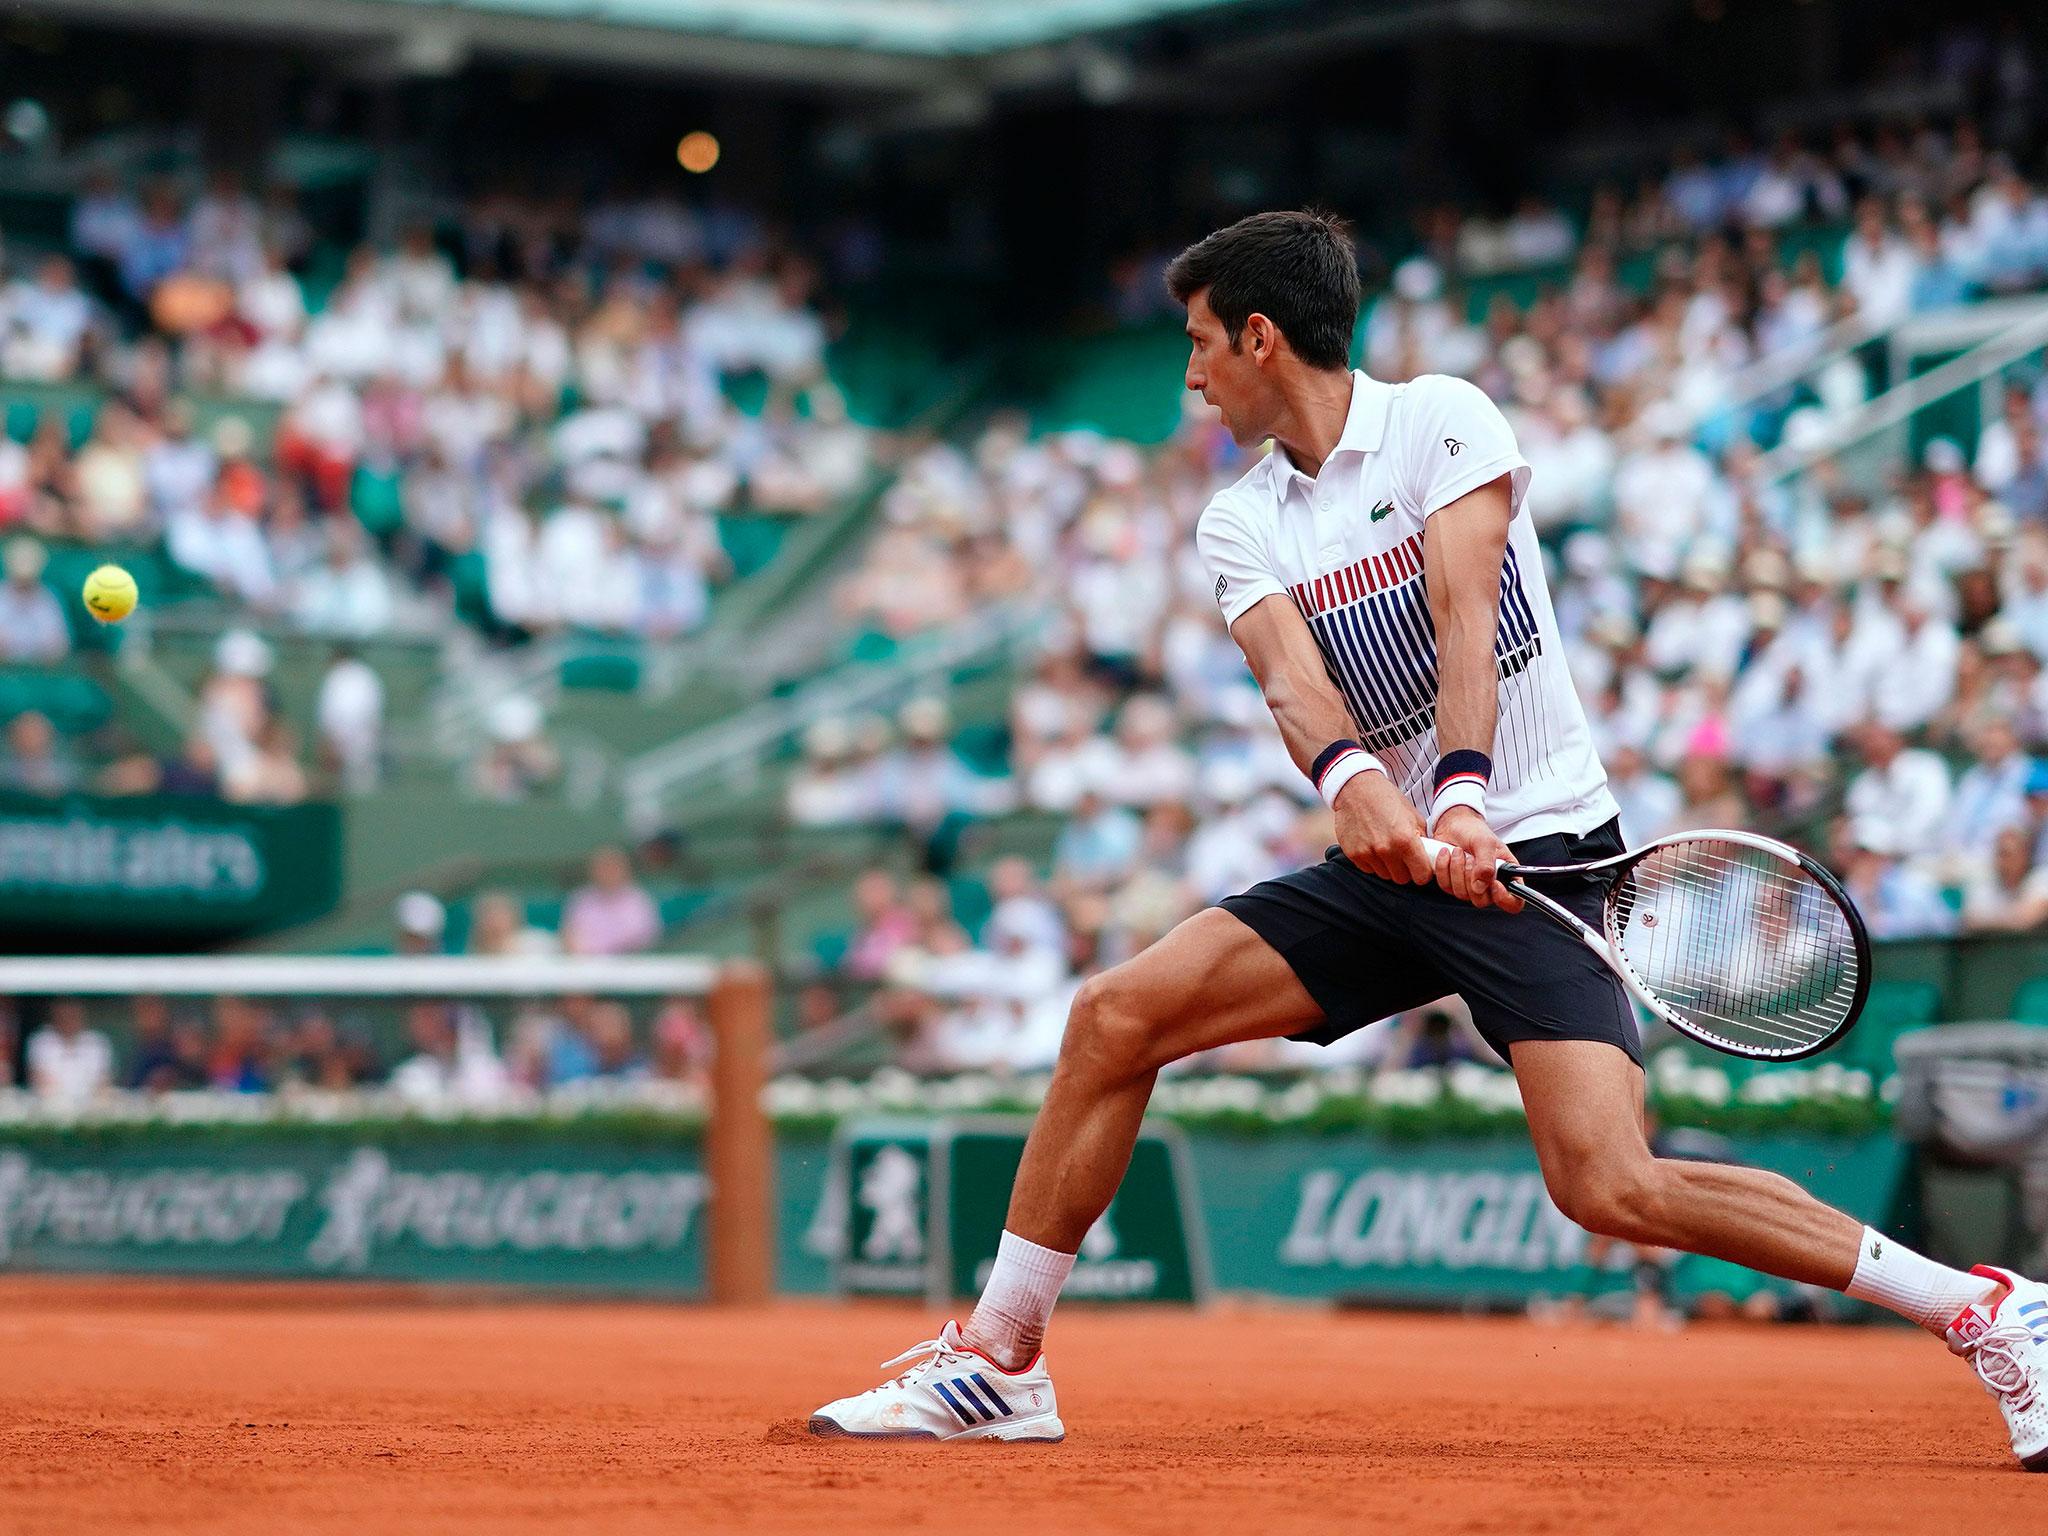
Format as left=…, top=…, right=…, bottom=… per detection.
left=1416, top=828, right=1871, bottom=1061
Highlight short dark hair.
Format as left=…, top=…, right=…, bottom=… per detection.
left=1165, top=209, right=1359, bottom=372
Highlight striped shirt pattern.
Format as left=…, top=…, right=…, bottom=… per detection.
left=1293, top=534, right=1555, bottom=809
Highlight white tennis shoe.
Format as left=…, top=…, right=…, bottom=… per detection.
left=1946, top=1264, right=2048, bottom=1471
left=807, top=1320, right=1065, bottom=1442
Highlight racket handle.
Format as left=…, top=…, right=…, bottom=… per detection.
left=1417, top=836, right=1508, bottom=871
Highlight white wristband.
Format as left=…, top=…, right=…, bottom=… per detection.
left=1318, top=749, right=1386, bottom=809
left=1426, top=778, right=1487, bottom=835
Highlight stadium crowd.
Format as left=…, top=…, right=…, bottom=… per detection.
left=7, top=78, right=2048, bottom=1080
left=0, top=172, right=871, bottom=796
left=800, top=110, right=2048, bottom=1074
left=0, top=843, right=705, bottom=1106
left=0, top=177, right=866, bottom=641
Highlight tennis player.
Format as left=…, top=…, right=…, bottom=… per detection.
left=809, top=210, right=2048, bottom=1468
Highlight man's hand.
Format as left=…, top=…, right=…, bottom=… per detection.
left=1334, top=772, right=1435, bottom=884
left=1428, top=805, right=1522, bottom=911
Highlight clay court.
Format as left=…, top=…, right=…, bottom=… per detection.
left=0, top=1278, right=2033, bottom=1535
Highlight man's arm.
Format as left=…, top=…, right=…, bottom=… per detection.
left=1226, top=593, right=1434, bottom=885
left=1420, top=474, right=1521, bottom=910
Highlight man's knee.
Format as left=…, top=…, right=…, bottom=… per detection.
left=1547, top=1157, right=1671, bottom=1244
left=1060, top=969, right=1159, bottom=1081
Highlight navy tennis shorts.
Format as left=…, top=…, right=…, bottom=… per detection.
left=1218, top=815, right=1642, bottom=1064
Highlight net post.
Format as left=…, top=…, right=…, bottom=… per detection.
left=706, top=959, right=774, bottom=1304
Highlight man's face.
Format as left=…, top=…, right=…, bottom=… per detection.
left=1183, top=290, right=1276, bottom=448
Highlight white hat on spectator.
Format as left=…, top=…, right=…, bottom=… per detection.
left=1635, top=544, right=1681, bottom=584
left=1922, top=438, right=1966, bottom=475
left=1097, top=442, right=1144, bottom=489
left=1681, top=548, right=1730, bottom=593
left=1779, top=408, right=1831, bottom=455
left=1562, top=532, right=1608, bottom=577
left=1742, top=548, right=1792, bottom=590
left=1393, top=256, right=1442, bottom=302
left=212, top=415, right=254, bottom=458
left=1982, top=617, right=2025, bottom=657
left=1642, top=400, right=1689, bottom=442
left=4, top=536, right=46, bottom=582
left=1848, top=818, right=1901, bottom=858
left=215, top=628, right=274, bottom=678
left=488, top=694, right=544, bottom=744
left=395, top=890, right=446, bottom=939
left=899, top=696, right=950, bottom=742
left=1589, top=611, right=1639, bottom=650
left=1793, top=548, right=1838, bottom=586
left=804, top=717, right=852, bottom=760
left=1201, top=757, right=1257, bottom=809
left=1978, top=500, right=2019, bottom=543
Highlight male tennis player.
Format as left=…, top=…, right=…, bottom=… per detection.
left=809, top=210, right=2048, bottom=1468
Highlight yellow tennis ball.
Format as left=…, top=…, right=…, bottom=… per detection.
left=82, top=564, right=138, bottom=624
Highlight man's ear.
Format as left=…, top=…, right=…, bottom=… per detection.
left=1243, top=312, right=1279, bottom=364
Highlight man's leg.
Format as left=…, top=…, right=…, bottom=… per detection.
left=1513, top=1039, right=1997, bottom=1328
left=965, top=906, right=1324, bottom=1367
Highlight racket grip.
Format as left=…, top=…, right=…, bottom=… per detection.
left=1417, top=836, right=1508, bottom=871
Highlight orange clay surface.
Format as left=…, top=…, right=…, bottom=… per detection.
left=0, top=1277, right=2036, bottom=1536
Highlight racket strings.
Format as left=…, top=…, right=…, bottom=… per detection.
left=1605, top=840, right=1860, bottom=1055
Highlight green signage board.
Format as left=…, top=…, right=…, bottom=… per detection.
left=0, top=1126, right=706, bottom=1292
left=0, top=790, right=342, bottom=948
left=1190, top=1132, right=1910, bottom=1305
left=0, top=1119, right=1909, bottom=1310
left=829, top=1117, right=1208, bottom=1305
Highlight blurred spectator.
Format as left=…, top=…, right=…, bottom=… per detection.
left=126, top=996, right=207, bottom=1092
left=388, top=1001, right=510, bottom=1105
left=1844, top=721, right=1953, bottom=859
left=315, top=646, right=384, bottom=794
left=1, top=711, right=77, bottom=796
left=222, top=717, right=309, bottom=805
left=469, top=891, right=559, bottom=957
left=26, top=1001, right=113, bottom=1106
left=0, top=537, right=69, bottom=661
left=650, top=997, right=711, bottom=1085
left=207, top=997, right=273, bottom=1091
left=472, top=695, right=561, bottom=801
left=1840, top=826, right=1957, bottom=939
left=1962, top=824, right=2048, bottom=932
left=561, top=845, right=661, bottom=956
left=394, top=890, right=447, bottom=955
left=292, top=520, right=395, bottom=637
left=2, top=256, right=95, bottom=382
left=584, top=1002, right=647, bottom=1080
left=844, top=869, right=917, bottom=981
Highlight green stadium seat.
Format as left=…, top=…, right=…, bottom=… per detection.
left=948, top=874, right=993, bottom=942
left=350, top=464, right=406, bottom=540
left=559, top=647, right=642, bottom=693
left=1836, top=979, right=1944, bottom=1073
left=0, top=667, right=112, bottom=735
left=2010, top=978, right=2048, bottom=1025
left=717, top=514, right=793, bottom=578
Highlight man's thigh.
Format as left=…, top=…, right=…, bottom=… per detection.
left=1093, top=905, right=1336, bottom=1067
left=1510, top=1038, right=1651, bottom=1194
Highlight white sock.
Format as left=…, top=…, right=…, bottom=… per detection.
left=963, top=1230, right=1075, bottom=1370
left=1844, top=1227, right=1998, bottom=1333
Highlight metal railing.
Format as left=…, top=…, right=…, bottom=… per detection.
left=1759, top=297, right=2048, bottom=487
left=616, top=600, right=1046, bottom=832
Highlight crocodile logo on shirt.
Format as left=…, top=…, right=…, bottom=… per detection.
left=1370, top=499, right=1395, bottom=522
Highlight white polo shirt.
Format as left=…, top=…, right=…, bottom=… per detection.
left=1197, top=370, right=1618, bottom=843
